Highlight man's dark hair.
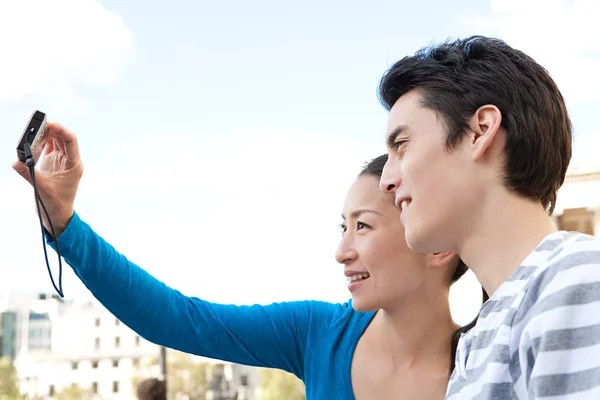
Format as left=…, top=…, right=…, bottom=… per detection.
left=378, top=35, right=572, bottom=214
left=137, top=378, right=166, bottom=400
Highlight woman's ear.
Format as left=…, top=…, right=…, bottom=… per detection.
left=428, top=252, right=457, bottom=268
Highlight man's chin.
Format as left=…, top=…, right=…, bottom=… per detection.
left=405, top=225, right=433, bottom=253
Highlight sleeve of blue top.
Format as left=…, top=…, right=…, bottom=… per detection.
left=46, top=212, right=318, bottom=378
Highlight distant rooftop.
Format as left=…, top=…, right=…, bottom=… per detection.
left=565, top=165, right=600, bottom=183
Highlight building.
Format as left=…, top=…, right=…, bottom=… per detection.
left=553, top=166, right=600, bottom=235
left=0, top=310, right=18, bottom=360
left=15, top=296, right=159, bottom=399
left=7, top=293, right=260, bottom=399
left=0, top=290, right=39, bottom=361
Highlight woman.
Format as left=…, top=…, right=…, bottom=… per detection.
left=13, top=123, right=481, bottom=399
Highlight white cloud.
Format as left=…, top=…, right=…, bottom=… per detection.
left=0, top=0, right=132, bottom=101
left=468, top=0, right=600, bottom=104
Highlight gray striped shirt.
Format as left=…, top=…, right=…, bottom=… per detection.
left=446, top=231, right=600, bottom=399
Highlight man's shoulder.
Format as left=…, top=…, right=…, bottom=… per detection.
left=511, top=231, right=600, bottom=331
left=531, top=231, right=600, bottom=284
left=503, top=234, right=600, bottom=399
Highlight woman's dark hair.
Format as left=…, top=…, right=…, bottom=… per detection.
left=359, top=154, right=488, bottom=376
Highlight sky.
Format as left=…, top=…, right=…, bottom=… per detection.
left=1, top=0, right=599, bottom=325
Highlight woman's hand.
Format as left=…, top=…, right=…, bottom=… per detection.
left=12, top=122, right=84, bottom=237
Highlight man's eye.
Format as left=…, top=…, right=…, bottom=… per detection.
left=395, top=140, right=406, bottom=151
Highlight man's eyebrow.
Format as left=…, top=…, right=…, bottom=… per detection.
left=386, top=125, right=409, bottom=149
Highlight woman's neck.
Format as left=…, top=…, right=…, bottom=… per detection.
left=375, top=288, right=458, bottom=368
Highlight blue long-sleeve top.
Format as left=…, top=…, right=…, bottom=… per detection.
left=47, top=212, right=376, bottom=399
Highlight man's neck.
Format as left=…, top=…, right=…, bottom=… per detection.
left=459, top=191, right=557, bottom=296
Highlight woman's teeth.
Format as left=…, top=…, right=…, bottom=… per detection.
left=347, top=273, right=370, bottom=282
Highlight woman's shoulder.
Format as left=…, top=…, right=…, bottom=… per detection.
left=292, top=299, right=376, bottom=333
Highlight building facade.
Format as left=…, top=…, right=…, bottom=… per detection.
left=0, top=290, right=39, bottom=361
left=0, top=310, right=18, bottom=360
left=3, top=293, right=259, bottom=399
left=553, top=167, right=600, bottom=235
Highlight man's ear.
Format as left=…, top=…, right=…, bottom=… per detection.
left=469, top=104, right=502, bottom=161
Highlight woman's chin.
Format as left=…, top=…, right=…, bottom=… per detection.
left=350, top=296, right=379, bottom=313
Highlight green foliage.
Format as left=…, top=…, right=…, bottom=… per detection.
left=167, top=351, right=209, bottom=400
left=133, top=350, right=209, bottom=400
left=0, top=357, right=20, bottom=400
left=258, top=368, right=305, bottom=400
left=54, top=383, right=92, bottom=400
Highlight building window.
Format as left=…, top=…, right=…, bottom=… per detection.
left=92, top=361, right=99, bottom=369
left=240, top=374, right=249, bottom=386
left=49, top=385, right=55, bottom=396
left=95, top=337, right=100, bottom=350
left=557, top=207, right=595, bottom=235
left=95, top=318, right=100, bottom=327
left=113, top=381, right=119, bottom=393
left=115, top=336, right=120, bottom=348
left=72, top=362, right=78, bottom=370
left=115, top=318, right=120, bottom=326
left=113, top=359, right=119, bottom=368
left=132, top=358, right=140, bottom=367
left=92, top=382, right=98, bottom=394
left=135, top=335, right=141, bottom=346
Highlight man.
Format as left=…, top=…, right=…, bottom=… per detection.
left=378, top=35, right=600, bottom=399
left=137, top=378, right=166, bottom=400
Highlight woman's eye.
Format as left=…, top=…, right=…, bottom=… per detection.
left=395, top=140, right=406, bottom=151
left=357, top=222, right=366, bottom=230
left=339, top=223, right=347, bottom=233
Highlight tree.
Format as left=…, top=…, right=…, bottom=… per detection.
left=167, top=351, right=209, bottom=400
left=134, top=350, right=210, bottom=400
left=258, top=368, right=305, bottom=400
left=0, top=357, right=20, bottom=400
left=54, top=383, right=92, bottom=400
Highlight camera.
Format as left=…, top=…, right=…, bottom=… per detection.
left=16, top=110, right=48, bottom=163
